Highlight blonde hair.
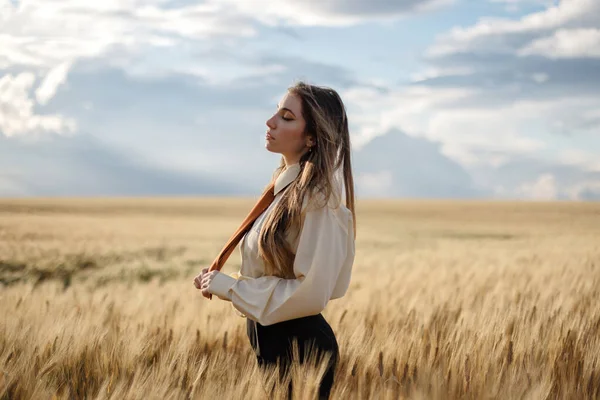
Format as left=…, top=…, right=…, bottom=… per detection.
left=257, top=81, right=356, bottom=279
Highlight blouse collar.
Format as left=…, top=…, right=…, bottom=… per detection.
left=274, top=163, right=301, bottom=195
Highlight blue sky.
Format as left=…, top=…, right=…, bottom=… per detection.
left=1, top=0, right=599, bottom=199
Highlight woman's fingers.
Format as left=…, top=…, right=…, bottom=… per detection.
left=193, top=269, right=215, bottom=300
left=193, top=268, right=210, bottom=287
left=201, top=275, right=211, bottom=290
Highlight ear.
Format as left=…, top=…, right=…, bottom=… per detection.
left=305, top=135, right=316, bottom=148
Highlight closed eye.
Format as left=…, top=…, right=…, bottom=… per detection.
left=277, top=105, right=296, bottom=119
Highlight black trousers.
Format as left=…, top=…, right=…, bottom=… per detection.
left=246, top=313, right=339, bottom=399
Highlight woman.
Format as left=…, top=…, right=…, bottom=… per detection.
left=194, top=81, right=356, bottom=399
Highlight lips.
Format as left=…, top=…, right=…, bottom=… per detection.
left=266, top=132, right=274, bottom=140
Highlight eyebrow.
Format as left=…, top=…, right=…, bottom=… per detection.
left=277, top=104, right=296, bottom=117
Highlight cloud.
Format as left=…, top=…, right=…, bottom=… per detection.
left=0, top=133, right=245, bottom=196
left=558, top=149, right=600, bottom=172
left=469, top=154, right=600, bottom=200
left=518, top=28, right=600, bottom=58
left=343, top=84, right=476, bottom=148
left=516, top=173, right=558, bottom=200
left=339, top=0, right=600, bottom=200
left=342, top=83, right=554, bottom=168
left=2, top=1, right=598, bottom=200
left=0, top=72, right=76, bottom=137
left=428, top=0, right=599, bottom=57
left=213, top=0, right=453, bottom=27
left=7, top=59, right=359, bottom=193
left=397, top=1, right=600, bottom=145
left=0, top=0, right=257, bottom=73
left=353, top=129, right=486, bottom=198
left=1, top=0, right=451, bottom=78
left=489, top=0, right=554, bottom=13
left=416, top=0, right=600, bottom=137
left=35, top=61, right=72, bottom=105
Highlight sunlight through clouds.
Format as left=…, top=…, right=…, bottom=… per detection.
left=0, top=72, right=76, bottom=137
left=0, top=0, right=598, bottom=198
left=0, top=0, right=257, bottom=71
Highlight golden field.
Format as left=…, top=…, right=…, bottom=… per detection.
left=1, top=197, right=600, bottom=399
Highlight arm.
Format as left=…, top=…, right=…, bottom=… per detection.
left=208, top=203, right=351, bottom=326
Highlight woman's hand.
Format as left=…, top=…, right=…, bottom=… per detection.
left=193, top=268, right=219, bottom=299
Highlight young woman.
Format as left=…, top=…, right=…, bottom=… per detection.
left=194, top=81, right=356, bottom=399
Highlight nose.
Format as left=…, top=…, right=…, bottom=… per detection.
left=266, top=114, right=276, bottom=129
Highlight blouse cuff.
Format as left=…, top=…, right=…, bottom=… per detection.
left=208, top=271, right=237, bottom=301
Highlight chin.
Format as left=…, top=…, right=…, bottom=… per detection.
left=265, top=142, right=278, bottom=153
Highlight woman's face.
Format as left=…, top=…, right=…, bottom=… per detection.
left=265, top=92, right=314, bottom=165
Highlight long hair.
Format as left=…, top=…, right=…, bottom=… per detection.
left=257, top=81, right=356, bottom=279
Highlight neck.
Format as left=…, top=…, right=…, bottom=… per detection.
left=283, top=155, right=299, bottom=168
left=283, top=149, right=309, bottom=168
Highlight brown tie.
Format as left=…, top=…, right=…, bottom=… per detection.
left=207, top=182, right=276, bottom=299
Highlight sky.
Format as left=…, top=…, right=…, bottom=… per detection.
left=1, top=0, right=599, bottom=200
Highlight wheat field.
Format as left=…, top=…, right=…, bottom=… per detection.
left=1, top=197, right=600, bottom=399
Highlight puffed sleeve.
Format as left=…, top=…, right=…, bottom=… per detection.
left=207, top=201, right=352, bottom=326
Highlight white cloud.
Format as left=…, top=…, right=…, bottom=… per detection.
left=545, top=98, right=600, bottom=134
left=346, top=77, right=600, bottom=172
left=516, top=173, right=558, bottom=199
left=410, top=66, right=474, bottom=82
left=343, top=83, right=562, bottom=168
left=428, top=105, right=548, bottom=162
left=0, top=0, right=452, bottom=77
left=353, top=129, right=484, bottom=198
left=428, top=0, right=598, bottom=57
left=0, top=0, right=264, bottom=139
left=518, top=28, right=600, bottom=58
left=559, top=149, right=600, bottom=172
left=213, top=0, right=453, bottom=27
left=377, top=0, right=600, bottom=171
left=0, top=72, right=76, bottom=137
left=333, top=0, right=600, bottom=201
left=0, top=0, right=257, bottom=72
left=35, top=61, right=72, bottom=105
left=1, top=0, right=597, bottom=200
left=343, top=84, right=476, bottom=149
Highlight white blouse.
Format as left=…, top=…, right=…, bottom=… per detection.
left=207, top=162, right=355, bottom=326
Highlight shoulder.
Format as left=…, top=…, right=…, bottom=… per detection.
left=301, top=187, right=352, bottom=233
left=302, top=174, right=346, bottom=211
left=302, top=187, right=336, bottom=212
